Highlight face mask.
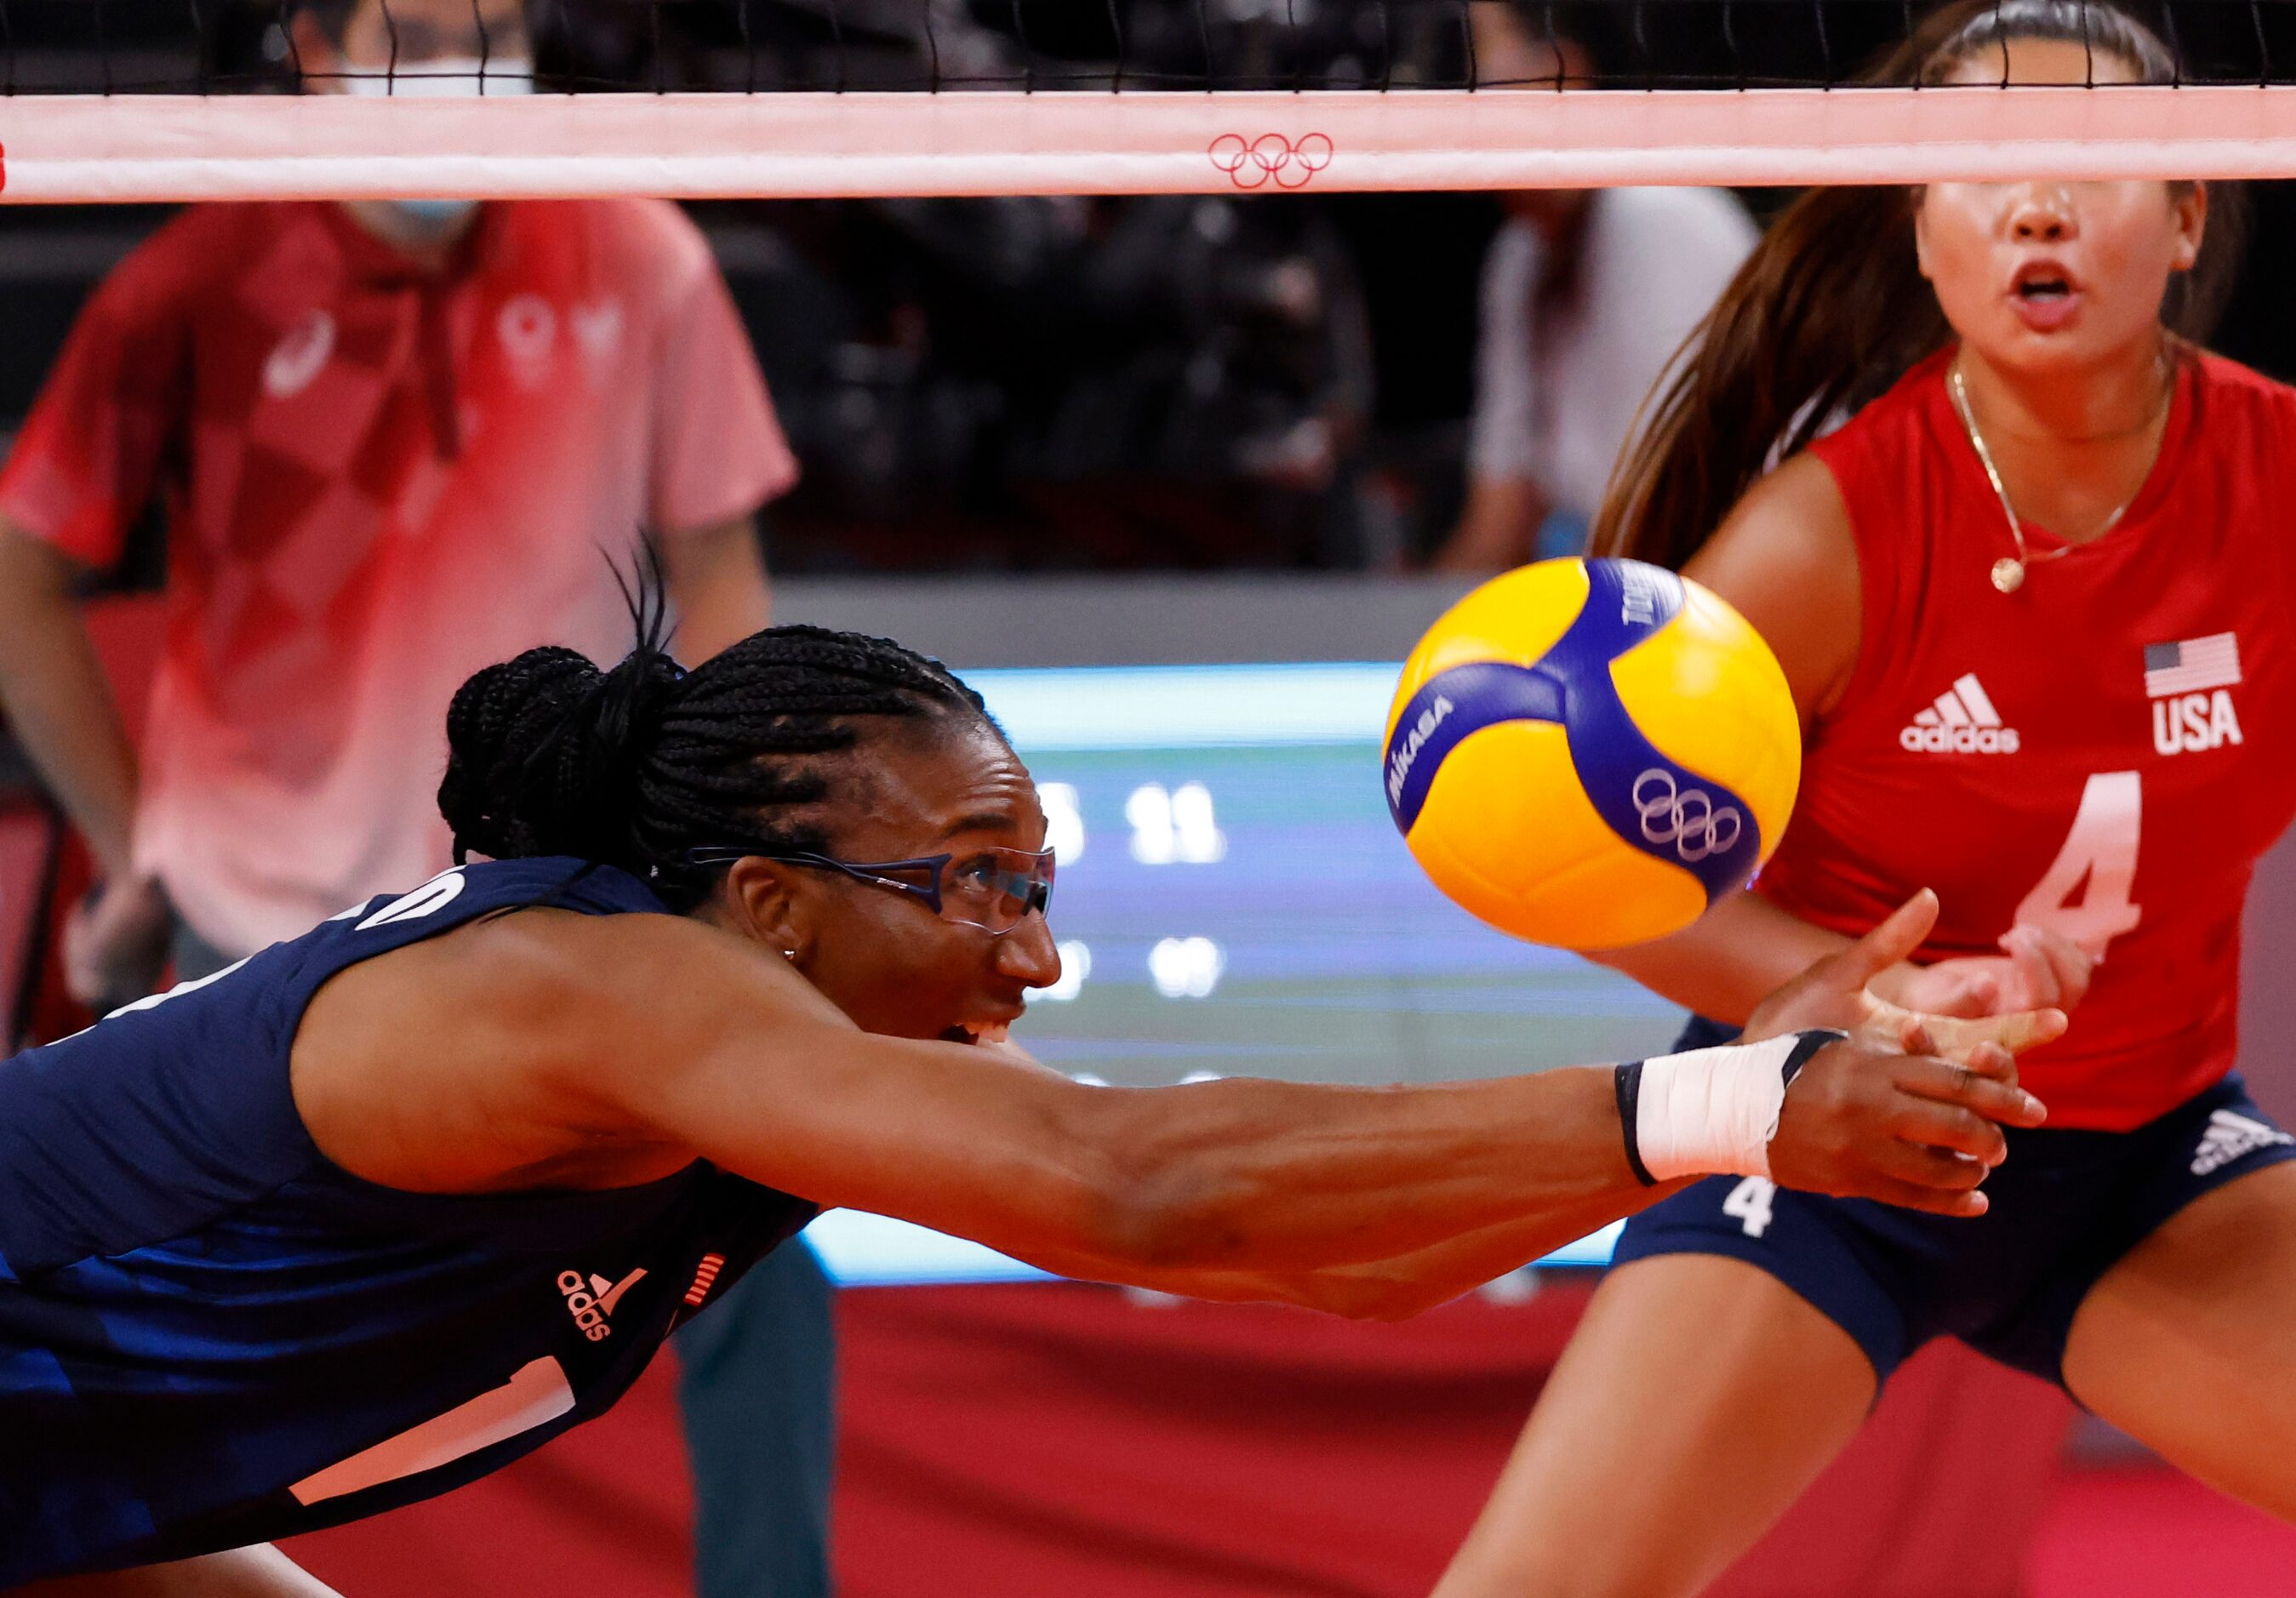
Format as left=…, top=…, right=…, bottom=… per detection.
left=340, top=54, right=534, bottom=99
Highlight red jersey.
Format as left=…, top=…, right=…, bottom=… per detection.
left=1761, top=347, right=2296, bottom=1131
left=0, top=200, right=795, bottom=956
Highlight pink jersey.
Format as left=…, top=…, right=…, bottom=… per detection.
left=1762, top=347, right=2296, bottom=1130
left=0, top=200, right=796, bottom=956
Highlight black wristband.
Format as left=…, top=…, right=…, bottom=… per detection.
left=1613, top=1059, right=1656, bottom=1187
left=1780, top=1029, right=1848, bottom=1089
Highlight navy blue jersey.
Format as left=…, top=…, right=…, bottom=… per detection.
left=0, top=858, right=815, bottom=1582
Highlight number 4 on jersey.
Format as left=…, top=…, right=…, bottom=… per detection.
left=2014, top=772, right=2143, bottom=962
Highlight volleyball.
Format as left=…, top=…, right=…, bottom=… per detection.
left=1383, top=558, right=1800, bottom=950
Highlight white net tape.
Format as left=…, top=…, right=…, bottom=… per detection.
left=6, top=83, right=2296, bottom=203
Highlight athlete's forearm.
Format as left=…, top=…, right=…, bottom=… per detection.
left=671, top=1027, right=1655, bottom=1278
left=665, top=1010, right=2028, bottom=1281
left=1431, top=477, right=1549, bottom=573
left=0, top=522, right=141, bottom=876
left=564, top=916, right=1657, bottom=1274
left=1589, top=889, right=1855, bottom=1027
left=1054, top=1064, right=1649, bottom=1274
left=660, top=515, right=770, bottom=663
left=1277, top=1186, right=1692, bottom=1318
left=1042, top=1184, right=1691, bottom=1321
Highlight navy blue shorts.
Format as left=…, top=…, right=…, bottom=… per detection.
left=1612, top=1017, right=2296, bottom=1389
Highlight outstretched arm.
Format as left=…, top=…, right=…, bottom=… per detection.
left=300, top=888, right=2054, bottom=1299
left=993, top=894, right=2057, bottom=1316
left=1005, top=1180, right=1669, bottom=1321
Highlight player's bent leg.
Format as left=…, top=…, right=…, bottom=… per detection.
left=1433, top=1254, right=1875, bottom=1598
left=2064, top=1160, right=2296, bottom=1521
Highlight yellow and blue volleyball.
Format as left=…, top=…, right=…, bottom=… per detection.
left=1382, top=557, right=1800, bottom=950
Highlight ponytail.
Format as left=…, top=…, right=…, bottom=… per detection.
left=1591, top=185, right=1939, bottom=572
left=437, top=551, right=996, bottom=911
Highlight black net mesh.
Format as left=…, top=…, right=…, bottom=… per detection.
left=2, top=1, right=2293, bottom=98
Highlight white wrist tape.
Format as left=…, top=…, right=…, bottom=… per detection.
left=1614, top=1030, right=1843, bottom=1184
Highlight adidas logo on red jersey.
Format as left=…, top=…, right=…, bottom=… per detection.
left=1899, top=674, right=2020, bottom=755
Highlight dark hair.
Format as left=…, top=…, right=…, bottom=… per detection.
left=437, top=576, right=997, bottom=912
left=1592, top=0, right=2247, bottom=573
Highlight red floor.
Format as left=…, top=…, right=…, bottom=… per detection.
left=2030, top=1468, right=2296, bottom=1597
left=290, top=1450, right=2296, bottom=1597
left=283, top=1290, right=2296, bottom=1598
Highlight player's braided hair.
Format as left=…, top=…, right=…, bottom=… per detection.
left=437, top=567, right=994, bottom=911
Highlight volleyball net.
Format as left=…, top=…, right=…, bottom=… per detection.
left=3, top=1, right=2296, bottom=202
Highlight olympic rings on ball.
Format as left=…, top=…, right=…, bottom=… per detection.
left=1632, top=768, right=1745, bottom=865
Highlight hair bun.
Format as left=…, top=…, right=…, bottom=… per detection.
left=438, top=642, right=684, bottom=866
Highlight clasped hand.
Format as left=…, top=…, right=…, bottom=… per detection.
left=1745, top=890, right=2065, bottom=1218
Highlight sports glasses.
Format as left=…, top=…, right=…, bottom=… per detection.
left=683, top=846, right=1054, bottom=935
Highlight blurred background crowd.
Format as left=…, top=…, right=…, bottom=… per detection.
left=9, top=0, right=2296, bottom=584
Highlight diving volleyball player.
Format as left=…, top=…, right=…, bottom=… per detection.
left=0, top=591, right=2054, bottom=1594
left=1438, top=4, right=2296, bottom=1595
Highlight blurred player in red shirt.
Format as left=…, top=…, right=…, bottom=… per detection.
left=1440, top=5, right=2296, bottom=1595
left=0, top=3, right=791, bottom=995
left=0, top=5, right=823, bottom=1596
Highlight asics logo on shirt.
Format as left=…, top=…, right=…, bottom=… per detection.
left=1899, top=674, right=2020, bottom=755
left=557, top=1267, right=647, bottom=1343
left=263, top=310, right=336, bottom=400
left=2191, top=1110, right=2293, bottom=1177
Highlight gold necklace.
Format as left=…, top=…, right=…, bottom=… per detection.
left=1947, top=359, right=2163, bottom=594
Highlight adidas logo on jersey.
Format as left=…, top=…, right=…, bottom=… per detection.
left=1899, top=674, right=2019, bottom=755
left=2190, top=1110, right=2293, bottom=1177
left=557, top=1267, right=647, bottom=1343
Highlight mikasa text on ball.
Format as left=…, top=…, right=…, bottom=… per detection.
left=1383, top=557, right=1801, bottom=950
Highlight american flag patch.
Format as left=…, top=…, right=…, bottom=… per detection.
left=2144, top=633, right=2241, bottom=699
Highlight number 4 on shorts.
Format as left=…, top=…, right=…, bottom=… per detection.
left=1723, top=1176, right=1777, bottom=1238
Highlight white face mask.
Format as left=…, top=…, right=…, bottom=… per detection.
left=340, top=54, right=534, bottom=99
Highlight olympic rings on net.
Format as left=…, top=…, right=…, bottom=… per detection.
left=1631, top=768, right=1744, bottom=864
left=1208, top=132, right=1334, bottom=190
